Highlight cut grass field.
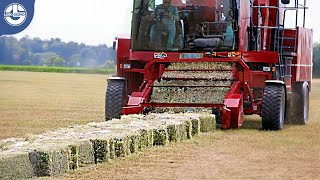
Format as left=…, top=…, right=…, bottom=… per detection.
left=0, top=71, right=108, bottom=139
left=58, top=81, right=320, bottom=179
left=1, top=71, right=319, bottom=179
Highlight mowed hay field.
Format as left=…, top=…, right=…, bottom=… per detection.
left=56, top=81, right=319, bottom=179
left=0, top=71, right=108, bottom=139
left=1, top=71, right=320, bottom=179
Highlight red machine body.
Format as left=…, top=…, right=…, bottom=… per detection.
left=107, top=0, right=313, bottom=130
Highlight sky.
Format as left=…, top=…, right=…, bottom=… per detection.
left=13, top=0, right=320, bottom=46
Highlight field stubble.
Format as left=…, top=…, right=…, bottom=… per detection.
left=1, top=71, right=320, bottom=179
left=0, top=71, right=107, bottom=139
left=56, top=80, right=320, bottom=180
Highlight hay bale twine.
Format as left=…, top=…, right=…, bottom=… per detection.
left=109, top=138, right=116, bottom=160
left=128, top=134, right=140, bottom=154
left=185, top=120, right=192, bottom=139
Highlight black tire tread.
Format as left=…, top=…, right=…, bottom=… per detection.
left=105, top=80, right=125, bottom=121
left=262, top=85, right=285, bottom=130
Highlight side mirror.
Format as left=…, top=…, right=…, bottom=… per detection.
left=113, top=40, right=116, bottom=50
left=281, top=0, right=290, bottom=4
left=112, top=37, right=118, bottom=50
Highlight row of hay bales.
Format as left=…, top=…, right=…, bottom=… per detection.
left=0, top=113, right=215, bottom=179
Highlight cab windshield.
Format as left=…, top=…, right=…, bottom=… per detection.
left=131, top=0, right=237, bottom=52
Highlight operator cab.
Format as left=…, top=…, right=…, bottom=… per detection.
left=131, top=0, right=238, bottom=52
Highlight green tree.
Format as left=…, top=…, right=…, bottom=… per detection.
left=103, top=60, right=116, bottom=68
left=67, top=54, right=82, bottom=67
left=53, top=57, right=65, bottom=67
left=37, top=52, right=59, bottom=66
left=0, top=36, right=115, bottom=67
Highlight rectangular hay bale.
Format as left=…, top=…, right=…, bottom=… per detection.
left=177, top=123, right=187, bottom=141
left=91, top=139, right=110, bottom=164
left=191, top=119, right=201, bottom=136
left=77, top=141, right=95, bottom=167
left=200, top=116, right=216, bottom=132
left=167, top=123, right=189, bottom=142
left=0, top=153, right=33, bottom=180
left=167, top=125, right=177, bottom=142
left=29, top=148, right=69, bottom=177
left=153, top=128, right=169, bottom=146
left=114, top=136, right=130, bottom=157
left=68, top=141, right=94, bottom=170
left=138, top=129, right=153, bottom=150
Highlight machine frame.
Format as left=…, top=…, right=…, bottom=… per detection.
left=106, top=0, right=313, bottom=130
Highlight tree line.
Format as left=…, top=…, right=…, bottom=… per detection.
left=0, top=36, right=116, bottom=68
left=0, top=36, right=319, bottom=77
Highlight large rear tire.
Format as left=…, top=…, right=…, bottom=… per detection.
left=286, top=82, right=309, bottom=125
left=262, top=85, right=286, bottom=130
left=105, top=80, right=125, bottom=121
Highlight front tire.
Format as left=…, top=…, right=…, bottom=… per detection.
left=105, top=80, right=125, bottom=121
left=262, top=85, right=286, bottom=130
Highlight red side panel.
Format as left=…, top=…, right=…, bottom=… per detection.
left=116, top=35, right=131, bottom=77
left=220, top=81, right=244, bottom=129
left=238, top=0, right=250, bottom=51
left=224, top=94, right=244, bottom=129
left=221, top=108, right=231, bottom=129
left=295, top=27, right=313, bottom=82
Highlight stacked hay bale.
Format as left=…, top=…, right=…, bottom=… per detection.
left=151, top=62, right=234, bottom=112
left=0, top=152, right=33, bottom=180
left=0, top=113, right=215, bottom=179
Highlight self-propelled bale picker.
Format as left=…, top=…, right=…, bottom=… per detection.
left=105, top=0, right=313, bottom=130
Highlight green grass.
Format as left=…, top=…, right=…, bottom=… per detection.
left=0, top=65, right=115, bottom=74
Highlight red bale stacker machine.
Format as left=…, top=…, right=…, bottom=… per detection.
left=105, top=0, right=313, bottom=130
